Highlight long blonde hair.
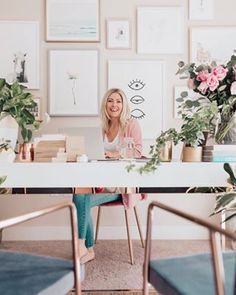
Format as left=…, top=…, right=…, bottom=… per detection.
left=100, top=88, right=131, bottom=133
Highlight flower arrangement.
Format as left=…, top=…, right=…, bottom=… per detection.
left=176, top=55, right=236, bottom=143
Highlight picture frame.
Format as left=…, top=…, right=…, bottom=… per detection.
left=46, top=0, right=100, bottom=42
left=108, top=60, right=165, bottom=139
left=0, top=21, right=39, bottom=89
left=49, top=50, right=99, bottom=116
left=29, top=97, right=41, bottom=121
left=137, top=6, right=184, bottom=54
left=106, top=19, right=131, bottom=49
left=189, top=0, right=214, bottom=20
left=190, top=26, right=236, bottom=64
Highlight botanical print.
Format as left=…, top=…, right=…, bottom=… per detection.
left=67, top=73, right=79, bottom=105
left=107, top=20, right=130, bottom=49
left=13, top=51, right=28, bottom=83
left=108, top=60, right=164, bottom=139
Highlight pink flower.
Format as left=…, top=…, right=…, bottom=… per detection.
left=187, top=78, right=195, bottom=89
left=206, top=74, right=219, bottom=91
left=196, top=70, right=209, bottom=82
left=230, top=81, right=236, bottom=95
left=197, top=81, right=208, bottom=94
left=212, top=66, right=228, bottom=81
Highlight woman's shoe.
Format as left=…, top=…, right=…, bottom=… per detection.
left=80, top=249, right=95, bottom=264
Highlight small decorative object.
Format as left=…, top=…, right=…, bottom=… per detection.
left=176, top=54, right=236, bottom=144
left=106, top=19, right=131, bottom=49
left=46, top=0, right=100, bottom=42
left=0, top=78, right=41, bottom=147
left=18, top=143, right=34, bottom=162
left=189, top=0, right=214, bottom=20
left=0, top=139, right=16, bottom=162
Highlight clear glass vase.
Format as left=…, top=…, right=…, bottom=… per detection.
left=215, top=112, right=236, bottom=144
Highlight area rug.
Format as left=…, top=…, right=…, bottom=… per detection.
left=0, top=240, right=210, bottom=290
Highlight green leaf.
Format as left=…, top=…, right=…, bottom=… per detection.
left=0, top=175, right=7, bottom=185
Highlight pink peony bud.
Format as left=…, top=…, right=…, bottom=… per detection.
left=230, top=81, right=236, bottom=95
left=206, top=74, right=219, bottom=91
left=196, top=70, right=209, bottom=82
left=212, top=65, right=228, bottom=81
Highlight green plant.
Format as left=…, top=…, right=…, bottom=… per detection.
left=0, top=175, right=6, bottom=185
left=0, top=139, right=12, bottom=152
left=0, top=78, right=40, bottom=142
left=211, top=163, right=236, bottom=223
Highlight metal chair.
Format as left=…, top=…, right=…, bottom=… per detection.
left=143, top=201, right=236, bottom=295
left=0, top=202, right=84, bottom=295
left=95, top=200, right=145, bottom=265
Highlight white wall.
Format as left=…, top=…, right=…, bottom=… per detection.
left=0, top=0, right=234, bottom=240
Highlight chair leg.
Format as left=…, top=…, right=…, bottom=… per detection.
left=124, top=209, right=134, bottom=265
left=134, top=206, right=145, bottom=248
left=95, top=206, right=101, bottom=244
left=0, top=229, right=2, bottom=243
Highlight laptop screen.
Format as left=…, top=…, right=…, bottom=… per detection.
left=58, top=127, right=105, bottom=160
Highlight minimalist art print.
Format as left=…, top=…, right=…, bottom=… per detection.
left=189, top=0, right=214, bottom=20
left=46, top=0, right=100, bottom=41
left=108, top=60, right=165, bottom=139
left=191, top=27, right=236, bottom=64
left=106, top=19, right=130, bottom=49
left=0, top=21, right=39, bottom=89
left=49, top=50, right=98, bottom=116
left=137, top=7, right=184, bottom=54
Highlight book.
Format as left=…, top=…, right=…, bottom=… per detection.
left=212, top=155, right=236, bottom=162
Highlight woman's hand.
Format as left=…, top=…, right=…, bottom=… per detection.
left=105, top=151, right=120, bottom=159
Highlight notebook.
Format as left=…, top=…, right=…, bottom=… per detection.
left=58, top=127, right=105, bottom=160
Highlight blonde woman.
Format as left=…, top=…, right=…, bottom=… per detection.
left=73, top=88, right=145, bottom=264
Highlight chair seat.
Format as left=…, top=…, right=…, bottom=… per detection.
left=0, top=250, right=85, bottom=295
left=149, top=252, right=236, bottom=295
left=100, top=200, right=123, bottom=206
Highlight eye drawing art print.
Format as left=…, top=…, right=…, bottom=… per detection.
left=108, top=60, right=165, bottom=139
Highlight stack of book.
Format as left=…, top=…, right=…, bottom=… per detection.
left=202, top=144, right=236, bottom=162
left=34, top=135, right=66, bottom=162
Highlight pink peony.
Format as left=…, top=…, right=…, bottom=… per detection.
left=196, top=70, right=209, bottom=82
left=197, top=81, right=208, bottom=94
left=212, top=65, right=228, bottom=81
left=206, top=74, right=219, bottom=91
left=230, top=81, right=236, bottom=95
left=187, top=78, right=195, bottom=89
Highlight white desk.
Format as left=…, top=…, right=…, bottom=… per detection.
left=0, top=161, right=234, bottom=188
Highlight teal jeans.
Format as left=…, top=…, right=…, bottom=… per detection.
left=73, top=194, right=122, bottom=248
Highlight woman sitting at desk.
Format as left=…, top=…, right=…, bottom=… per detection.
left=73, top=88, right=145, bottom=264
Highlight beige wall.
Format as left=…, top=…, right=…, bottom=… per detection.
left=0, top=0, right=234, bottom=240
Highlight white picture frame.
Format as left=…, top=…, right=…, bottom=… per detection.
left=49, top=50, right=99, bottom=116
left=137, top=6, right=184, bottom=54
left=189, top=0, right=214, bottom=20
left=46, top=0, right=100, bottom=42
left=108, top=60, right=165, bottom=139
left=190, top=26, right=236, bottom=64
left=0, top=21, right=39, bottom=89
left=106, top=19, right=131, bottom=49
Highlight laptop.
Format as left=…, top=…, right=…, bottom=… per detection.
left=58, top=127, right=105, bottom=160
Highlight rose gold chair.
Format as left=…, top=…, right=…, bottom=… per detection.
left=0, top=202, right=84, bottom=295
left=143, top=201, right=236, bottom=295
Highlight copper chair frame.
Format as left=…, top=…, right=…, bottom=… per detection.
left=0, top=202, right=81, bottom=295
left=143, top=201, right=236, bottom=295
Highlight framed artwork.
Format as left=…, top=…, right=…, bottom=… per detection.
left=189, top=0, right=214, bottom=20
left=190, top=26, right=236, bottom=64
left=49, top=50, right=99, bottom=116
left=106, top=19, right=131, bottom=49
left=137, top=6, right=184, bottom=54
left=29, top=97, right=41, bottom=121
left=173, top=86, right=197, bottom=119
left=108, top=60, right=165, bottom=139
left=0, top=21, right=39, bottom=89
left=46, top=0, right=100, bottom=42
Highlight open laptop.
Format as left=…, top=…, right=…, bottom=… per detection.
left=58, top=127, right=106, bottom=160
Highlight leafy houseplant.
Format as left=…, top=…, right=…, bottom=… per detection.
left=0, top=78, right=40, bottom=143
left=176, top=55, right=236, bottom=143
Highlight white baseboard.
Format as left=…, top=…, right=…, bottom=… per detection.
left=2, top=225, right=209, bottom=241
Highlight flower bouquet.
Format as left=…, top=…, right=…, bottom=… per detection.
left=176, top=55, right=236, bottom=143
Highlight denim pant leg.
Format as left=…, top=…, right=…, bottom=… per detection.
left=73, top=194, right=122, bottom=248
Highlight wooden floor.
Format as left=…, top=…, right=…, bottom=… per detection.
left=70, top=290, right=158, bottom=295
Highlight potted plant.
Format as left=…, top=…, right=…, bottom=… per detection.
left=176, top=55, right=236, bottom=144
left=0, top=78, right=40, bottom=147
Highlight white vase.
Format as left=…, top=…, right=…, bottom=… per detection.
left=0, top=150, right=16, bottom=163
left=0, top=114, right=18, bottom=148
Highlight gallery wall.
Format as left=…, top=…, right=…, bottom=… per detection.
left=0, top=0, right=235, bottom=240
